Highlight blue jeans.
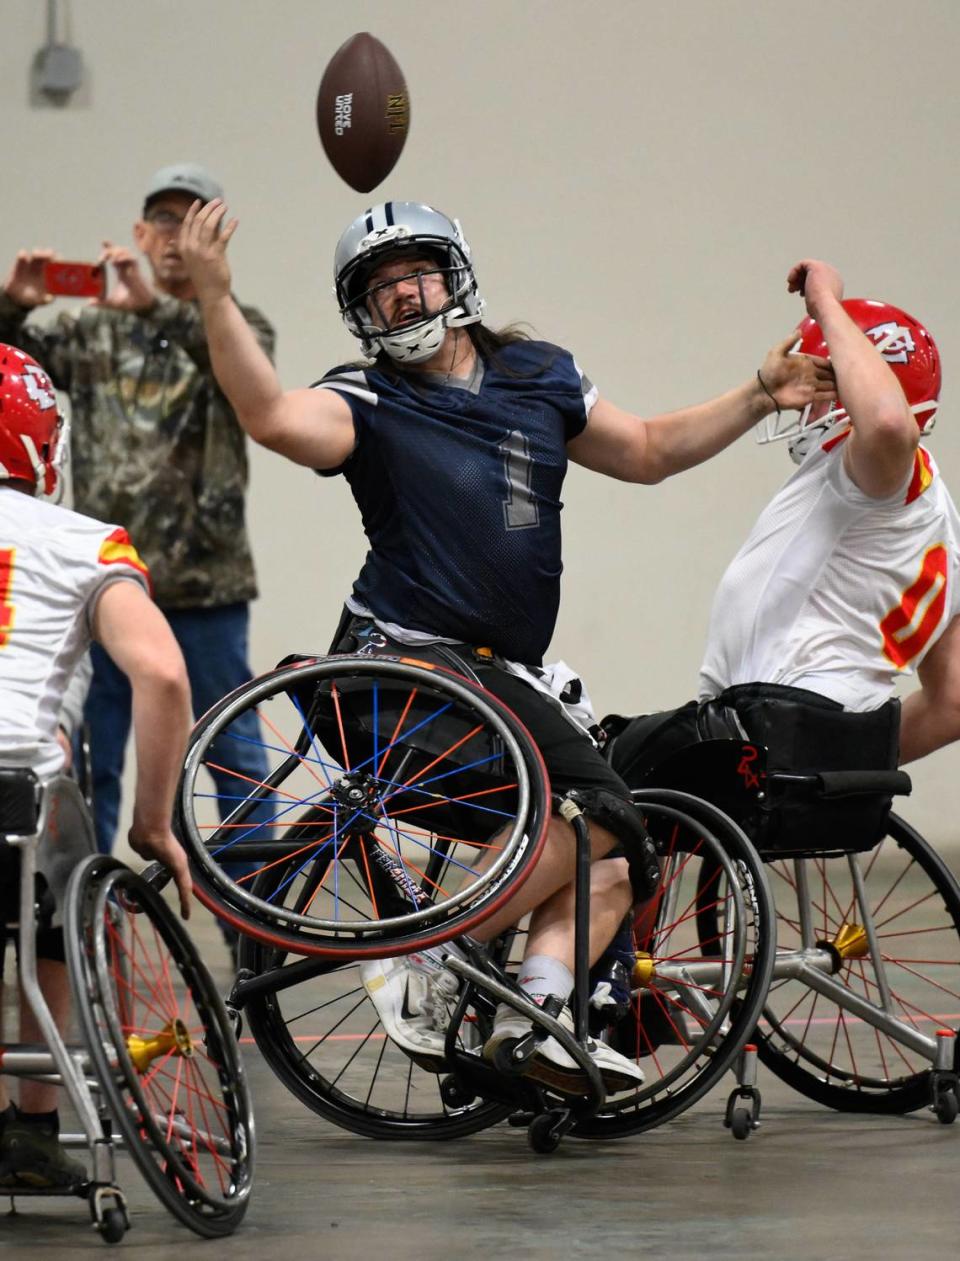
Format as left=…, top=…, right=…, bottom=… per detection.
left=84, top=602, right=269, bottom=855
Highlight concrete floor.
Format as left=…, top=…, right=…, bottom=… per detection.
left=4, top=898, right=959, bottom=1261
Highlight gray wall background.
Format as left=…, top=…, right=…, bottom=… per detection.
left=2, top=0, right=958, bottom=845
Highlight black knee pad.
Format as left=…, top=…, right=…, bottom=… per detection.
left=565, top=788, right=661, bottom=902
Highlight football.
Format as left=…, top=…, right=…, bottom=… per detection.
left=316, top=33, right=410, bottom=194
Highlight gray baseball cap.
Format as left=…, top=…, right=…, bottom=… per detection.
left=143, top=163, right=224, bottom=212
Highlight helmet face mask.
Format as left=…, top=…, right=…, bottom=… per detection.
left=0, top=345, right=69, bottom=501
left=755, top=299, right=942, bottom=464
left=334, top=204, right=485, bottom=363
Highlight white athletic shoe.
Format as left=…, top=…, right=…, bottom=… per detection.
left=484, top=1001, right=645, bottom=1095
left=360, top=945, right=475, bottom=1071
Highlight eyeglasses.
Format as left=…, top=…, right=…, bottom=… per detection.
left=144, top=210, right=187, bottom=232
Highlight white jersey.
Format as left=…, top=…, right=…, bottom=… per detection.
left=0, top=491, right=150, bottom=779
left=699, top=430, right=960, bottom=711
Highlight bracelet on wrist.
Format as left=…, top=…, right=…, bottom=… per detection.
left=756, top=369, right=781, bottom=417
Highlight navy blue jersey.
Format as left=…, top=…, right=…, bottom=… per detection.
left=316, top=340, right=596, bottom=664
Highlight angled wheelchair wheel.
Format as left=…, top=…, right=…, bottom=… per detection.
left=237, top=881, right=513, bottom=1141
left=572, top=790, right=776, bottom=1138
left=177, top=655, right=551, bottom=958
left=65, top=856, right=254, bottom=1237
left=757, top=813, right=960, bottom=1113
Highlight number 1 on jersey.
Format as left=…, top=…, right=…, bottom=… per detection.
left=499, top=431, right=539, bottom=530
left=0, top=548, right=16, bottom=648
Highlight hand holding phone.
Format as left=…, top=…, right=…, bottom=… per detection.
left=43, top=260, right=106, bottom=300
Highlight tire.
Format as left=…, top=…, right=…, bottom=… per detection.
left=65, top=856, right=254, bottom=1237
left=237, top=865, right=514, bottom=1140
left=177, top=655, right=551, bottom=958
left=573, top=790, right=776, bottom=1138
left=757, top=814, right=960, bottom=1114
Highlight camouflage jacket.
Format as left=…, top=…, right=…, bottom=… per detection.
left=0, top=290, right=274, bottom=609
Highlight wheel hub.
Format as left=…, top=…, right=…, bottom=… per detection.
left=127, top=1018, right=194, bottom=1072
left=825, top=921, right=869, bottom=963
left=631, top=951, right=657, bottom=988
left=331, top=772, right=383, bottom=832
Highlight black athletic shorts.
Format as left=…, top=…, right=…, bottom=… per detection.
left=330, top=612, right=635, bottom=852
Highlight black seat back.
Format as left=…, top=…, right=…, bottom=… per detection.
left=605, top=687, right=906, bottom=857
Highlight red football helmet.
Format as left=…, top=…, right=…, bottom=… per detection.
left=0, top=344, right=67, bottom=499
left=757, top=299, right=942, bottom=463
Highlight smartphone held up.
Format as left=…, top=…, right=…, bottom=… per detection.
left=43, top=260, right=105, bottom=300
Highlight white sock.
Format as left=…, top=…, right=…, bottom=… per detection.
left=517, top=954, right=574, bottom=1007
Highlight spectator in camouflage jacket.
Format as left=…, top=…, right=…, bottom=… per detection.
left=0, top=163, right=274, bottom=860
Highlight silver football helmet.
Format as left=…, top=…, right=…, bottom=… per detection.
left=334, top=202, right=484, bottom=362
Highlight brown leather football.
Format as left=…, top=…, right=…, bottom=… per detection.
left=316, top=33, right=410, bottom=194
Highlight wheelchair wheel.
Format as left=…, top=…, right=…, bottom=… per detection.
left=573, top=790, right=776, bottom=1138
left=177, top=655, right=551, bottom=958
left=238, top=898, right=513, bottom=1140
left=757, top=813, right=960, bottom=1113
left=65, top=856, right=254, bottom=1237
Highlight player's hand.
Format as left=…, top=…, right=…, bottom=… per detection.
left=3, top=249, right=59, bottom=308
left=127, top=823, right=192, bottom=919
left=178, top=198, right=238, bottom=306
left=787, top=259, right=844, bottom=320
left=93, top=242, right=156, bottom=312
left=56, top=726, right=74, bottom=771
left=758, top=329, right=836, bottom=413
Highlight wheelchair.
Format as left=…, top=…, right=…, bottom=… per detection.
left=173, top=653, right=778, bottom=1152
left=0, top=768, right=255, bottom=1241
left=603, top=685, right=960, bottom=1136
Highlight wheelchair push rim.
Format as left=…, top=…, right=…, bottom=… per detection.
left=237, top=919, right=514, bottom=1141
left=574, top=790, right=776, bottom=1138
left=65, top=856, right=254, bottom=1237
left=757, top=813, right=960, bottom=1113
left=177, top=655, right=551, bottom=958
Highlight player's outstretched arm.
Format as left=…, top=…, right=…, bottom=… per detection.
left=568, top=333, right=834, bottom=484
left=789, top=259, right=917, bottom=498
left=179, top=199, right=355, bottom=469
left=92, top=581, right=194, bottom=917
left=898, top=616, right=960, bottom=764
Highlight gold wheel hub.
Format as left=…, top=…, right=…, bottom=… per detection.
left=127, top=1018, right=194, bottom=1073
left=830, top=922, right=869, bottom=962
left=631, top=951, right=656, bottom=988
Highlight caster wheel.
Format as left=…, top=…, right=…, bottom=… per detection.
left=98, top=1207, right=128, bottom=1244
left=528, top=1113, right=562, bottom=1154
left=933, top=1089, right=959, bottom=1125
left=440, top=1076, right=477, bottom=1109
left=729, top=1106, right=753, bottom=1140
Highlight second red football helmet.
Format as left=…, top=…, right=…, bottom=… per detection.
left=0, top=344, right=67, bottom=499
left=757, top=299, right=942, bottom=462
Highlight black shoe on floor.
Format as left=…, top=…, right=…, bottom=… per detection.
left=0, top=1119, right=87, bottom=1190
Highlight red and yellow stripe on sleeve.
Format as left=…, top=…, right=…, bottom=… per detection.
left=98, top=528, right=153, bottom=595
left=905, top=447, right=934, bottom=505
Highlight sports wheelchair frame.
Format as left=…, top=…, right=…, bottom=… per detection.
left=0, top=768, right=254, bottom=1241
left=173, top=654, right=778, bottom=1153
left=604, top=700, right=960, bottom=1138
